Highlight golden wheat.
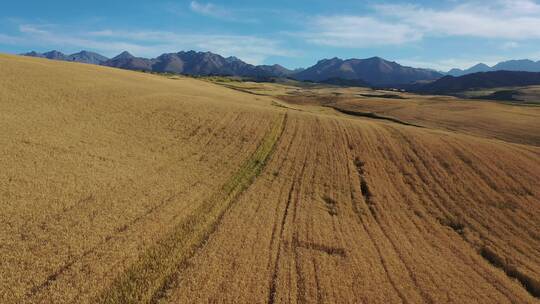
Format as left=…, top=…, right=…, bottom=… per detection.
left=1, top=55, right=538, bottom=303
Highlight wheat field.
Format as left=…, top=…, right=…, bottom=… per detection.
left=0, top=54, right=539, bottom=303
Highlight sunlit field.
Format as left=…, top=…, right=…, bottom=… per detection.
left=1, top=55, right=539, bottom=303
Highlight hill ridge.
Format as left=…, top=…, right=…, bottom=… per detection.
left=447, top=59, right=540, bottom=76
left=412, top=70, right=540, bottom=94
left=23, top=50, right=442, bottom=85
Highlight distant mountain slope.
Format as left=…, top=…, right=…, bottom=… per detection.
left=23, top=50, right=69, bottom=60
left=318, top=77, right=371, bottom=87
left=103, top=51, right=154, bottom=71
left=412, top=71, right=540, bottom=94
left=294, top=57, right=442, bottom=86
left=447, top=59, right=540, bottom=76
left=85, top=50, right=295, bottom=78
left=24, top=50, right=109, bottom=64
left=66, top=51, right=109, bottom=64
left=447, top=63, right=493, bottom=77
left=257, top=64, right=295, bottom=78
left=446, top=68, right=464, bottom=77
left=23, top=50, right=444, bottom=84
left=492, top=59, right=540, bottom=72
left=42, top=50, right=68, bottom=60
left=152, top=51, right=295, bottom=78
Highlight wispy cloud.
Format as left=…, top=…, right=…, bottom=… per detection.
left=188, top=1, right=257, bottom=23
left=298, top=0, right=540, bottom=48
left=501, top=41, right=520, bottom=50
left=87, top=29, right=295, bottom=64
left=298, top=16, right=422, bottom=48
left=1, top=23, right=295, bottom=64
left=190, top=1, right=230, bottom=19
left=12, top=24, right=161, bottom=56
left=373, top=0, right=540, bottom=40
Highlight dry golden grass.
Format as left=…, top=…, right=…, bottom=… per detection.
left=276, top=87, right=540, bottom=146
left=0, top=54, right=281, bottom=303
left=1, top=55, right=539, bottom=303
left=156, top=113, right=540, bottom=303
left=325, top=96, right=540, bottom=146
left=460, top=85, right=540, bottom=104
left=207, top=79, right=540, bottom=146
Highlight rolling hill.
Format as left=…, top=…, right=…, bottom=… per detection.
left=1, top=54, right=538, bottom=304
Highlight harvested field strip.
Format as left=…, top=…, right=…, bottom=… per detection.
left=327, top=106, right=424, bottom=128
left=220, top=84, right=270, bottom=96
left=331, top=97, right=540, bottom=146
left=99, top=113, right=286, bottom=304
left=359, top=93, right=407, bottom=99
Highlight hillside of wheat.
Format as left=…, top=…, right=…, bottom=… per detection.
left=0, top=54, right=538, bottom=303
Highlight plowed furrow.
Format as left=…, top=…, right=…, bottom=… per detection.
left=99, top=113, right=286, bottom=304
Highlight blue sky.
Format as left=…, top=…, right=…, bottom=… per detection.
left=1, top=0, right=540, bottom=71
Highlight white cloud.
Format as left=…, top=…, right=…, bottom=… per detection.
left=498, top=0, right=540, bottom=14
left=86, top=30, right=296, bottom=64
left=501, top=41, right=520, bottom=50
left=190, top=1, right=230, bottom=19
left=300, top=16, right=422, bottom=47
left=14, top=25, right=161, bottom=56
left=373, top=0, right=540, bottom=40
left=2, top=24, right=295, bottom=65
left=19, top=24, right=49, bottom=35
left=299, top=0, right=540, bottom=49
left=188, top=1, right=257, bottom=23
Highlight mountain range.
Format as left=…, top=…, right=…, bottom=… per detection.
left=23, top=50, right=540, bottom=89
left=447, top=60, right=540, bottom=76
left=23, top=50, right=443, bottom=86
left=25, top=50, right=109, bottom=64
left=411, top=71, right=540, bottom=94
left=294, top=57, right=443, bottom=86
left=23, top=50, right=297, bottom=80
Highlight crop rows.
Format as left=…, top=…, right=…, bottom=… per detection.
left=1, top=55, right=538, bottom=303
left=158, top=112, right=539, bottom=303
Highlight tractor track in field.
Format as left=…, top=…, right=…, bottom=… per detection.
left=22, top=112, right=248, bottom=302
left=99, top=112, right=287, bottom=304
left=268, top=142, right=309, bottom=304
left=137, top=112, right=538, bottom=304
left=25, top=192, right=183, bottom=299
left=346, top=157, right=410, bottom=304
